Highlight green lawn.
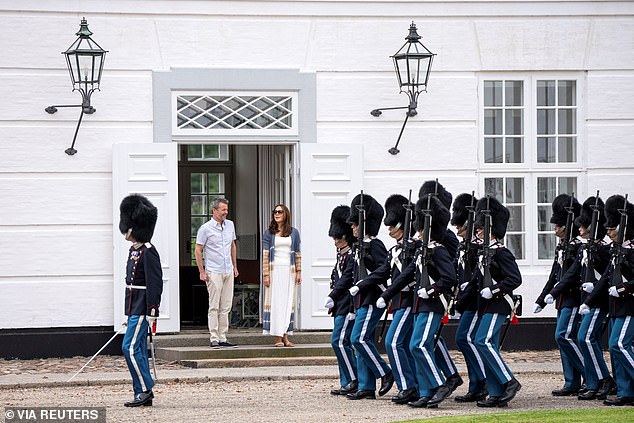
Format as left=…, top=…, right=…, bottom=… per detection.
left=400, top=408, right=634, bottom=423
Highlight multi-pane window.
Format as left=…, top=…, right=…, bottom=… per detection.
left=173, top=92, right=298, bottom=136
left=484, top=177, right=526, bottom=259
left=484, top=81, right=524, bottom=163
left=190, top=172, right=226, bottom=265
left=187, top=144, right=229, bottom=161
left=481, top=76, right=581, bottom=264
left=536, top=177, right=577, bottom=259
left=537, top=80, right=577, bottom=163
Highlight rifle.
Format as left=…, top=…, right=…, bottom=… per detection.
left=448, top=192, right=476, bottom=316
left=560, top=193, right=576, bottom=278
left=356, top=190, right=368, bottom=280
left=584, top=191, right=601, bottom=285
left=378, top=190, right=414, bottom=345
left=610, top=194, right=629, bottom=288
left=481, top=195, right=494, bottom=289
left=416, top=193, right=434, bottom=295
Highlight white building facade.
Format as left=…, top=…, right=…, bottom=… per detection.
left=1, top=0, right=633, bottom=356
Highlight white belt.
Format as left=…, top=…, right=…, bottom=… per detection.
left=126, top=285, right=146, bottom=290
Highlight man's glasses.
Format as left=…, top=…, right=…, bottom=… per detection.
left=273, top=210, right=284, bottom=215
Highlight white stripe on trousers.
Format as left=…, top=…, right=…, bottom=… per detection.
left=390, top=307, right=411, bottom=389
left=565, top=307, right=584, bottom=363
left=485, top=314, right=512, bottom=382
left=129, top=317, right=147, bottom=393
left=419, top=312, right=443, bottom=385
left=338, top=316, right=356, bottom=381
left=360, top=305, right=386, bottom=377
left=618, top=316, right=634, bottom=368
left=437, top=339, right=457, bottom=375
left=585, top=309, right=604, bottom=380
left=466, top=313, right=486, bottom=376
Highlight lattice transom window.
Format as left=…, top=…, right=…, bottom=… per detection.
left=173, top=92, right=298, bottom=135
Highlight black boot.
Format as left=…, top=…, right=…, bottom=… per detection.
left=391, top=388, right=418, bottom=404
left=445, top=373, right=464, bottom=394
left=124, top=390, right=154, bottom=407
left=551, top=386, right=579, bottom=396
left=378, top=372, right=394, bottom=397
left=499, top=378, right=521, bottom=403
left=426, top=383, right=453, bottom=408
left=407, top=396, right=431, bottom=408
left=331, top=380, right=358, bottom=396
left=477, top=396, right=508, bottom=408
left=346, top=390, right=376, bottom=400
left=596, top=377, right=616, bottom=400
left=603, top=396, right=634, bottom=406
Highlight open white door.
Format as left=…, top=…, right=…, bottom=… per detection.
left=298, top=143, right=362, bottom=330
left=113, top=143, right=180, bottom=333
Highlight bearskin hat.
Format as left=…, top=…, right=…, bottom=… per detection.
left=119, top=194, right=158, bottom=243
left=604, top=195, right=634, bottom=240
left=347, top=193, right=384, bottom=237
left=415, top=195, right=450, bottom=242
left=418, top=180, right=453, bottom=210
left=574, top=196, right=606, bottom=240
left=383, top=194, right=411, bottom=228
left=329, top=205, right=355, bottom=244
left=475, top=196, right=510, bottom=240
left=450, top=193, right=478, bottom=227
left=550, top=194, right=581, bottom=238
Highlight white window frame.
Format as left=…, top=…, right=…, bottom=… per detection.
left=478, top=73, right=585, bottom=266
left=172, top=90, right=299, bottom=138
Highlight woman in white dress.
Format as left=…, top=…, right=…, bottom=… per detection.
left=262, top=204, right=302, bottom=346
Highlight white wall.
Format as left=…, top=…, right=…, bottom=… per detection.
left=1, top=1, right=633, bottom=328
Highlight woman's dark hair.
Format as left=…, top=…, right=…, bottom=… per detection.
left=268, top=204, right=292, bottom=237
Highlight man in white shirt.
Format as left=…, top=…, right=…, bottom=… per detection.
left=195, top=198, right=239, bottom=348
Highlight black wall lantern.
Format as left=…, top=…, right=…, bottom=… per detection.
left=46, top=18, right=107, bottom=155
left=371, top=22, right=435, bottom=155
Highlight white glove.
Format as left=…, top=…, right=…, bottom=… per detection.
left=349, top=286, right=360, bottom=296
left=609, top=286, right=619, bottom=297
left=579, top=304, right=591, bottom=315
left=453, top=312, right=461, bottom=319
left=460, top=282, right=469, bottom=291
left=122, top=316, right=128, bottom=327
left=417, top=288, right=429, bottom=299
left=533, top=303, right=543, bottom=313
left=582, top=282, right=594, bottom=293
left=544, top=294, right=554, bottom=304
left=147, top=315, right=157, bottom=334
left=480, top=287, right=493, bottom=299
left=346, top=312, right=356, bottom=321
left=376, top=297, right=387, bottom=309
left=324, top=296, right=334, bottom=309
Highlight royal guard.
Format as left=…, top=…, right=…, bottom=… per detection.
left=360, top=194, right=419, bottom=404
left=389, top=195, right=457, bottom=408
left=418, top=181, right=463, bottom=400
left=343, top=193, right=392, bottom=400
left=118, top=194, right=163, bottom=407
left=472, top=196, right=522, bottom=408
left=591, top=195, right=634, bottom=406
left=325, top=205, right=358, bottom=396
left=450, top=193, right=488, bottom=403
left=533, top=194, right=585, bottom=397
left=571, top=196, right=615, bottom=399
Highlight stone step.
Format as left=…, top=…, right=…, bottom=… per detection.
left=180, top=356, right=339, bottom=368
left=155, top=330, right=332, bottom=348
left=156, top=343, right=335, bottom=362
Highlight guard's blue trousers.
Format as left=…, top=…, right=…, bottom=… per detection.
left=474, top=313, right=514, bottom=397
left=608, top=316, right=634, bottom=397
left=385, top=307, right=417, bottom=392
left=122, top=315, right=154, bottom=397
left=456, top=310, right=487, bottom=392
left=331, top=314, right=357, bottom=387
left=351, top=305, right=391, bottom=391
left=435, top=334, right=459, bottom=379
left=410, top=312, right=445, bottom=397
left=577, top=307, right=610, bottom=390
left=555, top=306, right=585, bottom=390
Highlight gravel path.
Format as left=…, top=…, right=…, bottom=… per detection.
left=0, top=374, right=608, bottom=423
